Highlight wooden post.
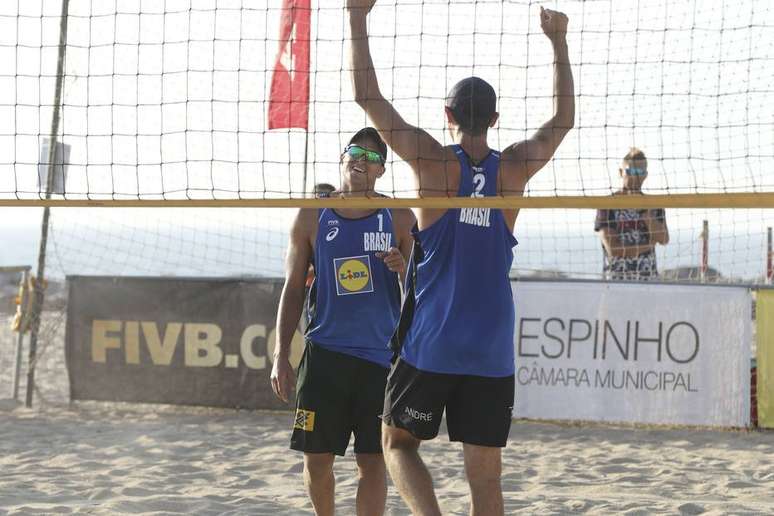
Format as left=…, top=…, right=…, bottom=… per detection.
left=767, top=226, right=772, bottom=284
left=700, top=220, right=709, bottom=282
left=12, top=269, right=29, bottom=401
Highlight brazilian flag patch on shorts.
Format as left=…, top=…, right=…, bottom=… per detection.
left=294, top=409, right=316, bottom=431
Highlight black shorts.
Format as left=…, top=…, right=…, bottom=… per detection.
left=382, top=358, right=514, bottom=447
left=291, top=341, right=389, bottom=456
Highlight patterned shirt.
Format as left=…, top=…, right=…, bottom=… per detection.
left=594, top=202, right=666, bottom=280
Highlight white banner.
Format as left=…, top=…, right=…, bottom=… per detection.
left=512, top=281, right=751, bottom=427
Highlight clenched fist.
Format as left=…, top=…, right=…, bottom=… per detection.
left=540, top=6, right=569, bottom=43
left=376, top=247, right=406, bottom=276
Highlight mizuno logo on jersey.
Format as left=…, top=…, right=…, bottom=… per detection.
left=363, top=232, right=392, bottom=252
left=459, top=208, right=491, bottom=227
left=333, top=255, right=374, bottom=295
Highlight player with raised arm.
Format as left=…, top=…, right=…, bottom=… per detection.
left=271, top=128, right=415, bottom=516
left=348, top=2, right=575, bottom=515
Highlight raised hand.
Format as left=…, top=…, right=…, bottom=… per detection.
left=540, top=6, right=569, bottom=43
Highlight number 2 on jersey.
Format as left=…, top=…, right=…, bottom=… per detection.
left=471, top=173, right=486, bottom=198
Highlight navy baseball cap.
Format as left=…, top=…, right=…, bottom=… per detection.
left=445, top=77, right=497, bottom=135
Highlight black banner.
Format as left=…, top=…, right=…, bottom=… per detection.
left=65, top=276, right=302, bottom=409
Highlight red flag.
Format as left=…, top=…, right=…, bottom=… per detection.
left=268, top=0, right=311, bottom=130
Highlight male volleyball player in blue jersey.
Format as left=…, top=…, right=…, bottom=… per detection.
left=271, top=127, right=415, bottom=516
left=348, top=2, right=575, bottom=514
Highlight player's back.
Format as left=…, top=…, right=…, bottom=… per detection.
left=400, top=145, right=517, bottom=377
left=413, top=144, right=523, bottom=232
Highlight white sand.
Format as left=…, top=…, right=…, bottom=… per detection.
left=2, top=317, right=774, bottom=514
left=1, top=403, right=773, bottom=515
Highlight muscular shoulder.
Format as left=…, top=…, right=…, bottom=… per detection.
left=390, top=208, right=416, bottom=229
left=387, top=209, right=415, bottom=245
left=414, top=145, right=462, bottom=195
left=440, top=145, right=462, bottom=169
left=294, top=207, right=320, bottom=227
left=497, top=150, right=528, bottom=196
left=290, top=208, right=321, bottom=243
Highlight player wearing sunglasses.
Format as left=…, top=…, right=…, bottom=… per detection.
left=344, top=143, right=385, bottom=165
left=271, top=128, right=415, bottom=516
left=595, top=147, right=670, bottom=280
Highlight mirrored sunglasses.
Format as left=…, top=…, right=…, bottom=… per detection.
left=625, top=167, right=647, bottom=176
left=344, top=144, right=384, bottom=164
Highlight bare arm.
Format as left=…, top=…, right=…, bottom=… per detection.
left=270, top=209, right=313, bottom=402
left=376, top=209, right=416, bottom=289
left=502, top=7, right=575, bottom=185
left=645, top=210, right=670, bottom=245
left=347, top=1, right=445, bottom=187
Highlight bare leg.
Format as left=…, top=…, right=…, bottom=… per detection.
left=382, top=423, right=442, bottom=516
left=463, top=443, right=503, bottom=516
left=355, top=453, right=387, bottom=516
left=303, top=452, right=335, bottom=516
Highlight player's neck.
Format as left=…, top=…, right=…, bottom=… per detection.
left=454, top=133, right=491, bottom=162
left=335, top=185, right=382, bottom=218
left=338, top=186, right=375, bottom=198
left=335, top=207, right=378, bottom=218
left=334, top=194, right=378, bottom=218
left=335, top=187, right=377, bottom=218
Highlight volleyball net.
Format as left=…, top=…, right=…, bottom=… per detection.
left=0, top=0, right=771, bottom=283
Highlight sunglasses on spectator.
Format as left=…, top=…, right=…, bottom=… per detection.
left=344, top=144, right=384, bottom=164
left=625, top=167, right=647, bottom=176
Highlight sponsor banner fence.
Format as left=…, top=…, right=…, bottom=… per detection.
left=757, top=290, right=774, bottom=428
left=66, top=276, right=303, bottom=409
left=512, top=281, right=751, bottom=427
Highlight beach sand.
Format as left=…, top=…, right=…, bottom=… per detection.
left=1, top=404, right=774, bottom=515
left=2, top=317, right=774, bottom=515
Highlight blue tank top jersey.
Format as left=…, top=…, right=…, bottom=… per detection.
left=306, top=208, right=400, bottom=368
left=400, top=145, right=518, bottom=377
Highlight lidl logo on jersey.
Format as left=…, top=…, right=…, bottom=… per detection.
left=334, top=255, right=374, bottom=295
left=294, top=409, right=315, bottom=431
